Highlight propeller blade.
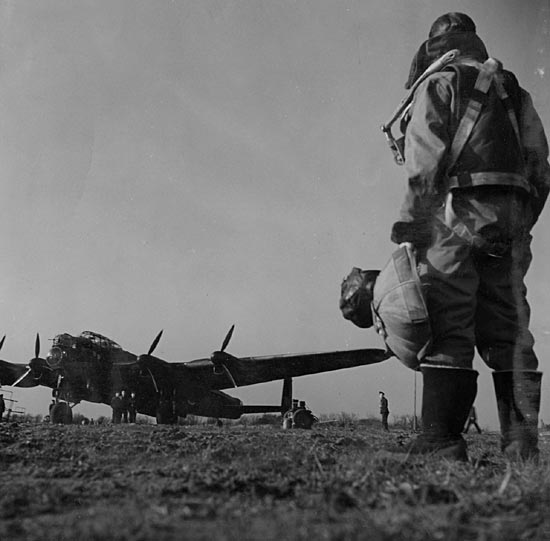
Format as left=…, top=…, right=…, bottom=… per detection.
left=0, top=335, right=5, bottom=352
left=222, top=364, right=237, bottom=388
left=112, top=358, right=138, bottom=367
left=148, top=330, right=164, bottom=356
left=146, top=367, right=159, bottom=393
left=12, top=368, right=33, bottom=387
left=35, top=333, right=40, bottom=359
left=221, top=325, right=235, bottom=352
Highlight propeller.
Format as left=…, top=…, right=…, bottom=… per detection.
left=13, top=334, right=50, bottom=387
left=148, top=330, right=164, bottom=356
left=146, top=367, right=159, bottom=393
left=135, top=331, right=164, bottom=394
left=211, top=325, right=237, bottom=388
left=221, top=325, right=234, bottom=352
left=0, top=334, right=5, bottom=352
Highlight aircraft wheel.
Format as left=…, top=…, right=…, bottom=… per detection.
left=50, top=402, right=73, bottom=424
left=292, top=409, right=315, bottom=430
left=156, top=402, right=177, bottom=425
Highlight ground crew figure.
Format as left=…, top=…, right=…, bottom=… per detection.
left=463, top=406, right=482, bottom=434
left=388, top=13, right=549, bottom=460
left=0, top=394, right=5, bottom=422
left=128, top=392, right=137, bottom=423
left=379, top=391, right=389, bottom=431
left=49, top=400, right=56, bottom=419
left=111, top=392, right=123, bottom=424
left=120, top=390, right=129, bottom=423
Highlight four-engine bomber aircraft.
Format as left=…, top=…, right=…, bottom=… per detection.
left=0, top=328, right=390, bottom=424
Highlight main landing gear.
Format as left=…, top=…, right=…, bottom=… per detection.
left=156, top=398, right=178, bottom=425
left=49, top=401, right=73, bottom=424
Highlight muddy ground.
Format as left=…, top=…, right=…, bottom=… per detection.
left=1, top=420, right=549, bottom=541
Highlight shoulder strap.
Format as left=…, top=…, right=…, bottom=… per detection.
left=447, top=58, right=500, bottom=171
left=441, top=59, right=525, bottom=250
left=493, top=78, right=522, bottom=146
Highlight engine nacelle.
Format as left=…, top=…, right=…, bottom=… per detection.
left=183, top=390, right=243, bottom=419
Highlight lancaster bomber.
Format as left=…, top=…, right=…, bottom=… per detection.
left=0, top=328, right=390, bottom=424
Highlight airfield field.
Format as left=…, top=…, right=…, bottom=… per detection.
left=1, top=420, right=550, bottom=541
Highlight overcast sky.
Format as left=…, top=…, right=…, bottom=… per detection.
left=0, top=0, right=548, bottom=428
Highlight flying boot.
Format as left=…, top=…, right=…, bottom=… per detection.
left=378, top=366, right=478, bottom=461
left=404, top=366, right=479, bottom=461
left=493, top=370, right=542, bottom=460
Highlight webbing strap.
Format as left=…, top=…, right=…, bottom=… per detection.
left=493, top=79, right=522, bottom=146
left=392, top=247, right=427, bottom=323
left=442, top=58, right=525, bottom=250
left=447, top=58, right=500, bottom=171
left=442, top=192, right=485, bottom=250
left=447, top=171, right=532, bottom=192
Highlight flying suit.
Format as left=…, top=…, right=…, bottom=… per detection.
left=391, top=32, right=550, bottom=372
left=383, top=15, right=549, bottom=460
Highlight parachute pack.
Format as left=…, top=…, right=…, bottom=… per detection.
left=340, top=246, right=431, bottom=370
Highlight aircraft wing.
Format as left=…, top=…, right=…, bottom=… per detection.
left=183, top=348, right=392, bottom=390
left=0, top=360, right=35, bottom=387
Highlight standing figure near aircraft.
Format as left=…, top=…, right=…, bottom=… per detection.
left=120, top=390, right=129, bottom=423
left=379, top=391, right=389, bottom=431
left=0, top=394, right=5, bottom=422
left=387, top=13, right=550, bottom=460
left=128, top=392, right=137, bottom=423
left=111, top=392, right=123, bottom=424
left=463, top=406, right=482, bottom=434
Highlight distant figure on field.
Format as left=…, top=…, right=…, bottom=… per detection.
left=120, top=390, right=129, bottom=423
left=463, top=406, right=482, bottom=434
left=0, top=394, right=5, bottom=422
left=128, top=392, right=137, bottom=423
left=111, top=392, right=123, bottom=424
left=379, top=391, right=389, bottom=431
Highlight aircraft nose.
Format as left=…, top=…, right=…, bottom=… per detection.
left=46, top=347, right=62, bottom=369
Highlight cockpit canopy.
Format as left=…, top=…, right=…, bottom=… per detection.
left=47, top=331, right=124, bottom=368
left=51, top=331, right=122, bottom=351
left=79, top=332, right=122, bottom=350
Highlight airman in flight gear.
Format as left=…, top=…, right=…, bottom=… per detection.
left=463, top=406, right=482, bottom=434
left=128, top=392, right=137, bottom=423
left=111, top=392, right=123, bottom=424
left=387, top=13, right=550, bottom=460
left=120, top=390, right=129, bottom=423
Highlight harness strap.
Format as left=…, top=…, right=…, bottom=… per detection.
left=443, top=58, right=526, bottom=252
left=392, top=246, right=427, bottom=324
left=447, top=58, right=500, bottom=171
left=442, top=192, right=485, bottom=250
left=493, top=78, right=522, bottom=146
left=447, top=171, right=532, bottom=192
